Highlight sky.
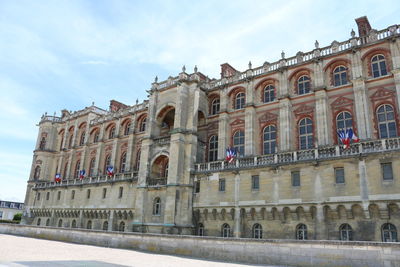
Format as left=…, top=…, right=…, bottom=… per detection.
left=0, top=0, right=399, bottom=202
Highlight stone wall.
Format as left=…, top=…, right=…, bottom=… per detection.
left=1, top=224, right=400, bottom=267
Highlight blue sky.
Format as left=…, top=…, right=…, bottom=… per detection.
left=0, top=0, right=399, bottom=202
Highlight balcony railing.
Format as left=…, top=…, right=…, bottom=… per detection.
left=153, top=136, right=171, bottom=146
left=147, top=177, right=167, bottom=186
left=33, top=172, right=138, bottom=189
left=194, top=137, right=400, bottom=173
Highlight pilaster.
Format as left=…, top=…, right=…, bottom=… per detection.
left=278, top=98, right=292, bottom=151
left=315, top=89, right=329, bottom=146
left=218, top=113, right=229, bottom=160
left=352, top=78, right=372, bottom=139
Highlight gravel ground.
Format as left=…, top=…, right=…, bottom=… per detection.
left=0, top=234, right=277, bottom=267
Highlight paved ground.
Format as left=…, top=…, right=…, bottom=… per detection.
left=0, top=234, right=277, bottom=267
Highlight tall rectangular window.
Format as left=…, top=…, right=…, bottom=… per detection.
left=251, top=175, right=259, bottom=190
left=46, top=192, right=50, bottom=200
left=382, top=163, right=393, bottom=181
left=195, top=180, right=200, bottom=193
left=102, top=188, right=107, bottom=199
left=219, top=178, right=226, bottom=192
left=118, top=187, right=123, bottom=198
left=71, top=190, right=75, bottom=200
left=335, top=167, right=345, bottom=184
left=87, top=189, right=91, bottom=199
left=37, top=193, right=41, bottom=201
left=57, top=191, right=61, bottom=200
left=291, top=171, right=300, bottom=187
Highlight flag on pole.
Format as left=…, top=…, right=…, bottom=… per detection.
left=225, top=147, right=237, bottom=163
left=337, top=128, right=359, bottom=149
left=55, top=173, right=61, bottom=183
left=79, top=169, right=86, bottom=180
left=106, top=166, right=114, bottom=176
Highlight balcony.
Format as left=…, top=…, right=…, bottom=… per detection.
left=33, top=172, right=138, bottom=190
left=194, top=137, right=400, bottom=173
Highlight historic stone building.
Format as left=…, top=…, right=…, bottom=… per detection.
left=23, top=17, right=400, bottom=242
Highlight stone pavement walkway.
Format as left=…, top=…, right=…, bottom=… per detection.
left=0, top=234, right=277, bottom=267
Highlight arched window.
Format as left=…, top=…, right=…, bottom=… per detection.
left=208, top=135, right=218, bottom=162
left=163, top=162, right=169, bottom=178
left=222, top=223, right=231, bottom=238
left=71, top=220, right=77, bottom=228
left=103, top=221, right=108, bottom=231
left=120, top=152, right=127, bottom=173
left=124, top=122, right=131, bottom=136
left=233, top=130, right=245, bottom=156
left=59, top=136, right=64, bottom=150
left=339, top=223, right=353, bottom=241
left=297, top=76, right=310, bottom=95
left=298, top=118, right=313, bottom=149
left=296, top=224, right=307, bottom=240
left=263, top=125, right=276, bottom=154
left=371, top=55, right=388, bottom=78
left=46, top=218, right=50, bottom=226
left=119, top=221, right=125, bottom=232
left=198, top=223, right=204, bottom=236
left=211, top=98, right=220, bottom=115
left=382, top=223, right=397, bottom=242
left=39, top=137, right=46, bottom=150
left=33, top=166, right=41, bottom=180
left=135, top=150, right=141, bottom=170
left=68, top=134, right=74, bottom=149
left=139, top=117, right=147, bottom=132
left=74, top=160, right=80, bottom=178
left=93, top=131, right=99, bottom=143
left=253, top=223, right=263, bottom=239
left=377, top=104, right=397, bottom=138
left=89, top=158, right=96, bottom=177
left=79, top=131, right=86, bottom=146
left=87, top=220, right=92, bottom=229
left=263, top=85, right=275, bottom=103
left=109, top=126, right=116, bottom=139
left=333, top=66, right=347, bottom=86
left=58, top=219, right=63, bottom=227
left=153, top=197, right=161, bottom=215
left=336, top=111, right=353, bottom=131
left=37, top=218, right=41, bottom=226
left=234, top=92, right=245, bottom=109
left=104, top=155, right=111, bottom=174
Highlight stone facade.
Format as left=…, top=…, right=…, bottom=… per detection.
left=24, top=17, right=400, bottom=242
left=0, top=200, right=24, bottom=220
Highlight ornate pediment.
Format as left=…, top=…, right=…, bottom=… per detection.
left=294, top=104, right=314, bottom=117
left=370, top=88, right=395, bottom=101
left=331, top=96, right=353, bottom=110
left=230, top=118, right=245, bottom=126
left=259, top=111, right=278, bottom=123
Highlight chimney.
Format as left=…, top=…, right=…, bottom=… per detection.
left=220, top=63, right=238, bottom=79
left=355, top=16, right=372, bottom=37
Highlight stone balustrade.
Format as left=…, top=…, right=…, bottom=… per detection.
left=194, top=137, right=400, bottom=173
left=33, top=172, right=138, bottom=190
left=153, top=135, right=171, bottom=146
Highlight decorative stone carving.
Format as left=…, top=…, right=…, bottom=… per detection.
left=259, top=111, right=278, bottom=124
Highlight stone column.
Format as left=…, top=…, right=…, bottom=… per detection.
left=65, top=120, right=79, bottom=178
left=314, top=89, right=329, bottom=146
left=244, top=106, right=255, bottom=155
left=352, top=78, right=372, bottom=139
left=279, top=98, right=292, bottom=151
left=358, top=159, right=370, bottom=218
left=218, top=87, right=229, bottom=159
left=108, top=211, right=115, bottom=231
